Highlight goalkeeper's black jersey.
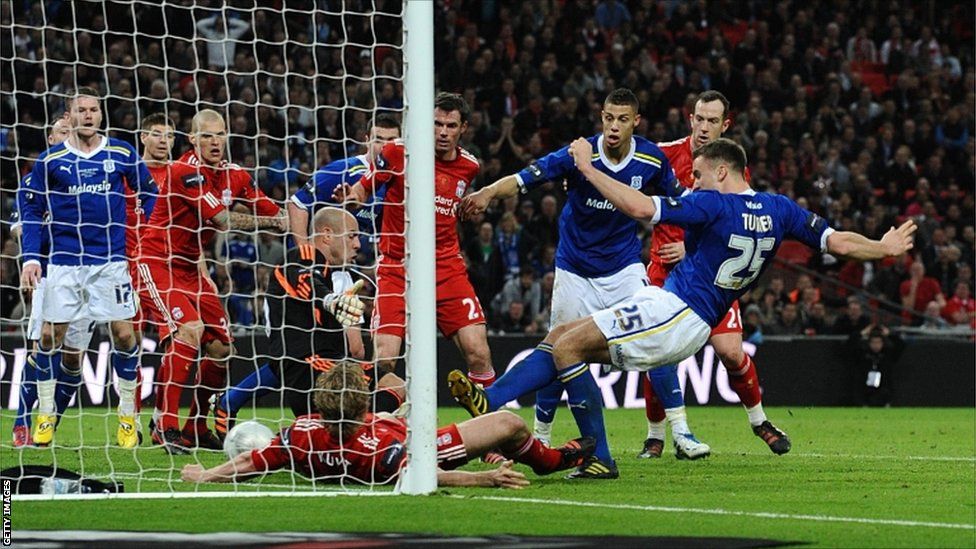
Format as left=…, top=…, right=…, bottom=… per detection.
left=264, top=244, right=356, bottom=361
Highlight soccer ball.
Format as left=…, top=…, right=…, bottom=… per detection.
left=223, top=421, right=275, bottom=459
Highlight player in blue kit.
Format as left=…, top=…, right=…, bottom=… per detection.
left=449, top=138, right=916, bottom=477
left=19, top=87, right=158, bottom=448
left=462, top=88, right=708, bottom=477
left=10, top=117, right=77, bottom=447
left=210, top=115, right=401, bottom=438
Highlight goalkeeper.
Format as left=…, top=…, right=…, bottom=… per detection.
left=184, top=361, right=594, bottom=487
left=214, top=207, right=401, bottom=431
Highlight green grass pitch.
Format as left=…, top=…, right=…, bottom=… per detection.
left=4, top=406, right=974, bottom=547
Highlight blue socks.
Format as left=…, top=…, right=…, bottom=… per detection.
left=534, top=380, right=563, bottom=424
left=112, top=345, right=140, bottom=381
left=559, top=362, right=613, bottom=464
left=484, top=344, right=558, bottom=411
left=648, top=364, right=684, bottom=409
left=32, top=345, right=60, bottom=382
left=221, top=363, right=281, bottom=414
left=54, top=363, right=81, bottom=416
left=14, top=356, right=40, bottom=428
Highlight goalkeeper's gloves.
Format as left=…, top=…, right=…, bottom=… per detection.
left=324, top=280, right=365, bottom=326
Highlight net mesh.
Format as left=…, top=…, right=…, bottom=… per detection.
left=0, top=0, right=410, bottom=494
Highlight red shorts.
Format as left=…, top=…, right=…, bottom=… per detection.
left=136, top=261, right=232, bottom=345
left=710, top=300, right=743, bottom=336
left=374, top=258, right=485, bottom=339
left=647, top=263, right=742, bottom=336
left=435, top=423, right=467, bottom=471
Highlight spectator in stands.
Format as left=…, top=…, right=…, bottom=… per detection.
left=900, top=259, right=946, bottom=326
left=465, top=221, right=504, bottom=314
left=833, top=296, right=873, bottom=336
left=802, top=302, right=830, bottom=335
left=495, top=212, right=536, bottom=281
left=196, top=13, right=251, bottom=70
left=767, top=302, right=804, bottom=336
left=920, top=301, right=949, bottom=330
left=493, top=266, right=541, bottom=323
left=942, top=281, right=975, bottom=328
left=525, top=195, right=559, bottom=249
left=595, top=0, right=631, bottom=33
left=849, top=324, right=904, bottom=407
left=742, top=304, right=765, bottom=345
left=493, top=300, right=536, bottom=335
left=535, top=271, right=555, bottom=332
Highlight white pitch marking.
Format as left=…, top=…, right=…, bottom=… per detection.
left=723, top=451, right=976, bottom=463
left=455, top=496, right=976, bottom=531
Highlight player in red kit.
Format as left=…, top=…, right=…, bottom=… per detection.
left=138, top=109, right=285, bottom=453
left=181, top=362, right=594, bottom=487
left=337, top=93, right=496, bottom=387
left=640, top=91, right=791, bottom=458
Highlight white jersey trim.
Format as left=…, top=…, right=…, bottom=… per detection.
left=650, top=196, right=662, bottom=225
left=596, top=135, right=636, bottom=173
left=62, top=135, right=108, bottom=159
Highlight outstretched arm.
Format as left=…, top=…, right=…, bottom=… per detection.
left=460, top=175, right=520, bottom=219
left=436, top=460, right=529, bottom=489
left=181, top=452, right=262, bottom=483
left=568, top=137, right=657, bottom=224
left=826, top=221, right=916, bottom=261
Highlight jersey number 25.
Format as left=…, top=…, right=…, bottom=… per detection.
left=714, top=235, right=775, bottom=290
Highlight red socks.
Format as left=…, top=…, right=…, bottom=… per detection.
left=727, top=354, right=762, bottom=408
left=156, top=338, right=198, bottom=432
left=641, top=375, right=667, bottom=422
left=184, top=358, right=226, bottom=435
left=512, top=435, right=562, bottom=475
left=468, top=368, right=496, bottom=388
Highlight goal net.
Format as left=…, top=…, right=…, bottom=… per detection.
left=0, top=0, right=438, bottom=496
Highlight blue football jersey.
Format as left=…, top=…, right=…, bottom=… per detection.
left=11, top=174, right=50, bottom=275
left=653, top=190, right=834, bottom=327
left=290, top=155, right=386, bottom=241
left=20, top=137, right=156, bottom=266
left=516, top=134, right=684, bottom=278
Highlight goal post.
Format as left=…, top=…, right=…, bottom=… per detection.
left=400, top=0, right=437, bottom=496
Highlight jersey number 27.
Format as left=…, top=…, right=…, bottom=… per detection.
left=714, top=235, right=775, bottom=290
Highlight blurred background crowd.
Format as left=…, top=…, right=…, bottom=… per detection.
left=1, top=0, right=973, bottom=337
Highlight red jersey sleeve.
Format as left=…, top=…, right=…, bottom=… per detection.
left=251, top=434, right=289, bottom=472
left=231, top=169, right=280, bottom=216
left=360, top=140, right=404, bottom=195
left=172, top=163, right=224, bottom=222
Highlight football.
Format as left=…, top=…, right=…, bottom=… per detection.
left=223, top=421, right=275, bottom=460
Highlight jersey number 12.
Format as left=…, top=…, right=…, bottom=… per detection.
left=714, top=235, right=775, bottom=290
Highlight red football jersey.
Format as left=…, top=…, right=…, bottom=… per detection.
left=141, top=151, right=278, bottom=269
left=125, top=163, right=169, bottom=262
left=360, top=140, right=479, bottom=262
left=252, top=413, right=407, bottom=484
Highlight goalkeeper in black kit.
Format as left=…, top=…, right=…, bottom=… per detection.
left=214, top=207, right=404, bottom=433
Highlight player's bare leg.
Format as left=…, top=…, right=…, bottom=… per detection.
left=453, top=323, right=496, bottom=386
left=373, top=332, right=403, bottom=375
left=455, top=411, right=594, bottom=475
left=32, top=321, right=69, bottom=446
left=711, top=332, right=791, bottom=454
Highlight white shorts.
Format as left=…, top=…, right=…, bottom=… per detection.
left=550, top=263, right=649, bottom=326
left=591, top=285, right=711, bottom=372
left=43, top=262, right=136, bottom=324
left=28, top=277, right=97, bottom=349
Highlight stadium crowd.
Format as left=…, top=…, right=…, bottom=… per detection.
left=1, top=0, right=973, bottom=337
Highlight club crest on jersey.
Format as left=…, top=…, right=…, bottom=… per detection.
left=103, top=159, right=116, bottom=173
left=171, top=307, right=184, bottom=320
left=222, top=188, right=233, bottom=206
left=455, top=180, right=466, bottom=198
left=630, top=176, right=642, bottom=189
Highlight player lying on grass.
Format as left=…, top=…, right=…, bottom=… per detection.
left=183, top=362, right=594, bottom=488
left=448, top=138, right=916, bottom=478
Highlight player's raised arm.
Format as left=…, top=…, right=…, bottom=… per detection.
left=826, top=220, right=917, bottom=260
left=569, top=137, right=658, bottom=224
left=287, top=199, right=312, bottom=243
